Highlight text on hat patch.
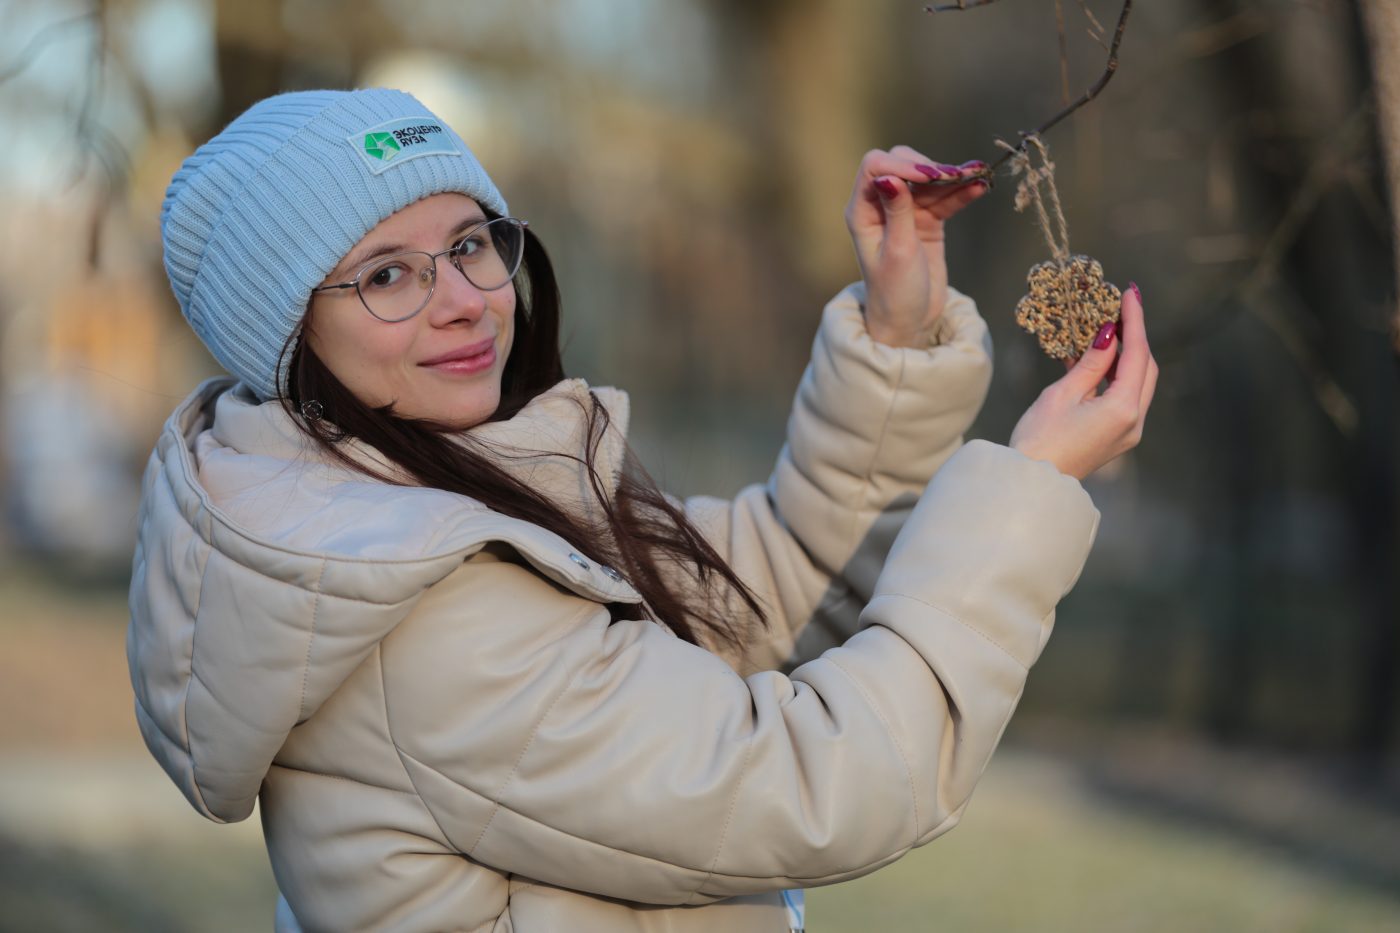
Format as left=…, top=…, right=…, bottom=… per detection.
left=350, top=118, right=462, bottom=175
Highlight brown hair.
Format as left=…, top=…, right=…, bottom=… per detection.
left=278, top=215, right=768, bottom=651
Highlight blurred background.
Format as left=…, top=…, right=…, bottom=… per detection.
left=1, top=0, right=1397, bottom=929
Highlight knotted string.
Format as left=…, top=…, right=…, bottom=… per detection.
left=997, top=134, right=1075, bottom=296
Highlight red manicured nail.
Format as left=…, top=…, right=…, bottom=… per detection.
left=915, top=164, right=945, bottom=179
left=874, top=177, right=898, bottom=198
left=936, top=162, right=963, bottom=175
left=959, top=160, right=988, bottom=171
left=1093, top=322, right=1116, bottom=350
left=1130, top=281, right=1143, bottom=305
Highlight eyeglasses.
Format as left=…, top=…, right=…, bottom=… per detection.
left=312, top=217, right=528, bottom=323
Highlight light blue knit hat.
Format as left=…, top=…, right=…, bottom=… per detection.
left=161, top=88, right=508, bottom=401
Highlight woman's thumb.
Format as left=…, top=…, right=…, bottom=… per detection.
left=1061, top=321, right=1118, bottom=395
left=872, top=175, right=916, bottom=243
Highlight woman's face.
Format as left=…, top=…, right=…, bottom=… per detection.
left=303, top=193, right=516, bottom=430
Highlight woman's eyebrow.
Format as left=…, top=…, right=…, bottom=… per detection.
left=340, top=241, right=406, bottom=275
left=447, top=214, right=489, bottom=238
left=338, top=214, right=489, bottom=276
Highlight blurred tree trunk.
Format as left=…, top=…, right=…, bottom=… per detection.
left=210, top=0, right=373, bottom=134
left=1195, top=0, right=1398, bottom=758
left=711, top=0, right=885, bottom=292
left=213, top=0, right=286, bottom=131
left=1353, top=0, right=1400, bottom=762
left=1359, top=0, right=1400, bottom=355
left=767, top=0, right=885, bottom=286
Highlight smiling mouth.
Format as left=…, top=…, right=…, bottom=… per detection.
left=419, top=339, right=497, bottom=375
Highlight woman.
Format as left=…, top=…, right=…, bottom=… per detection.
left=128, top=88, right=1154, bottom=932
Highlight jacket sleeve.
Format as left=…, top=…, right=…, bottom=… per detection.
left=681, top=281, right=994, bottom=675
left=380, top=440, right=1099, bottom=906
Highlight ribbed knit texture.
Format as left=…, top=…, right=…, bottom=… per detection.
left=161, top=88, right=508, bottom=401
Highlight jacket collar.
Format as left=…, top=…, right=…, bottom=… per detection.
left=133, top=375, right=642, bottom=826
left=207, top=377, right=631, bottom=527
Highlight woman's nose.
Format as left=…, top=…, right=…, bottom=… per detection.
left=424, top=259, right=488, bottom=326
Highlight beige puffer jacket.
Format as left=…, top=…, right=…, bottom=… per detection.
left=127, top=283, right=1100, bottom=932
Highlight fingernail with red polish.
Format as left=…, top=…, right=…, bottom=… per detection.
left=959, top=160, right=988, bottom=171
left=936, top=162, right=962, bottom=175
left=915, top=164, right=944, bottom=180
left=1130, top=281, right=1143, bottom=305
left=874, top=177, right=898, bottom=198
left=1093, top=322, right=1116, bottom=350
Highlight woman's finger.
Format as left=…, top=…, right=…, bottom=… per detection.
left=887, top=144, right=965, bottom=181
left=871, top=174, right=918, bottom=253
left=1058, top=321, right=1119, bottom=399
left=858, top=148, right=982, bottom=194
left=890, top=145, right=989, bottom=183
left=854, top=150, right=928, bottom=191
left=849, top=150, right=926, bottom=234
left=901, top=182, right=988, bottom=226
left=923, top=179, right=990, bottom=220
left=888, top=143, right=936, bottom=165
left=1138, top=353, right=1159, bottom=425
left=1104, top=283, right=1149, bottom=406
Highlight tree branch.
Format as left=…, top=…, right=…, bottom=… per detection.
left=918, top=0, right=1133, bottom=186
left=1056, top=0, right=1070, bottom=105
left=1185, top=99, right=1373, bottom=438
left=1079, top=0, right=1108, bottom=50
left=991, top=0, right=1132, bottom=171
left=924, top=0, right=1000, bottom=12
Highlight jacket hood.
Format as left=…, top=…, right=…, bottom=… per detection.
left=127, top=376, right=641, bottom=824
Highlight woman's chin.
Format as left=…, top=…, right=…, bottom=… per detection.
left=403, top=386, right=502, bottom=431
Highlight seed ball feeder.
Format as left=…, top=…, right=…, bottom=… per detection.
left=918, top=0, right=1134, bottom=358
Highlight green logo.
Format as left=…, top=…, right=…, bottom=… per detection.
left=364, top=132, right=401, bottom=161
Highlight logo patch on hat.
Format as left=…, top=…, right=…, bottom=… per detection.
left=350, top=118, right=461, bottom=175
left=364, top=132, right=401, bottom=161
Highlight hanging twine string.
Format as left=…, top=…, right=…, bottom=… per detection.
left=996, top=133, right=1073, bottom=270
left=1004, top=134, right=1122, bottom=359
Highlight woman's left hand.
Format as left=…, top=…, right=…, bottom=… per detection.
left=845, top=146, right=990, bottom=348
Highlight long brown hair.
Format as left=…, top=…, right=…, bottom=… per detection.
left=279, top=214, right=768, bottom=651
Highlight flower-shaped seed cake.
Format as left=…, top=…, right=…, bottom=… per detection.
left=1014, top=255, right=1122, bottom=360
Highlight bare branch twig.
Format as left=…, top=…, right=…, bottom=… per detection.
left=989, top=0, right=1132, bottom=173
left=1228, top=99, right=1374, bottom=437
left=917, top=0, right=1133, bottom=186
left=924, top=0, right=1001, bottom=13
left=1239, top=99, right=1372, bottom=301
left=1079, top=0, right=1107, bottom=47
left=1056, top=0, right=1070, bottom=105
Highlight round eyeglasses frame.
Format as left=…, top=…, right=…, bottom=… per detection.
left=311, top=217, right=529, bottom=323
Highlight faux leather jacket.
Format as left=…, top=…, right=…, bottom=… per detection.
left=127, top=284, right=1100, bottom=932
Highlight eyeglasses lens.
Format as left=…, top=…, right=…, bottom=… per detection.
left=356, top=218, right=527, bottom=323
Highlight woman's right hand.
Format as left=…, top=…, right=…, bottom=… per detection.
left=1009, top=284, right=1158, bottom=480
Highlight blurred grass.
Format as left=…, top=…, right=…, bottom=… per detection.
left=2, top=558, right=1398, bottom=932
left=0, top=833, right=275, bottom=933
left=808, top=747, right=1400, bottom=932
